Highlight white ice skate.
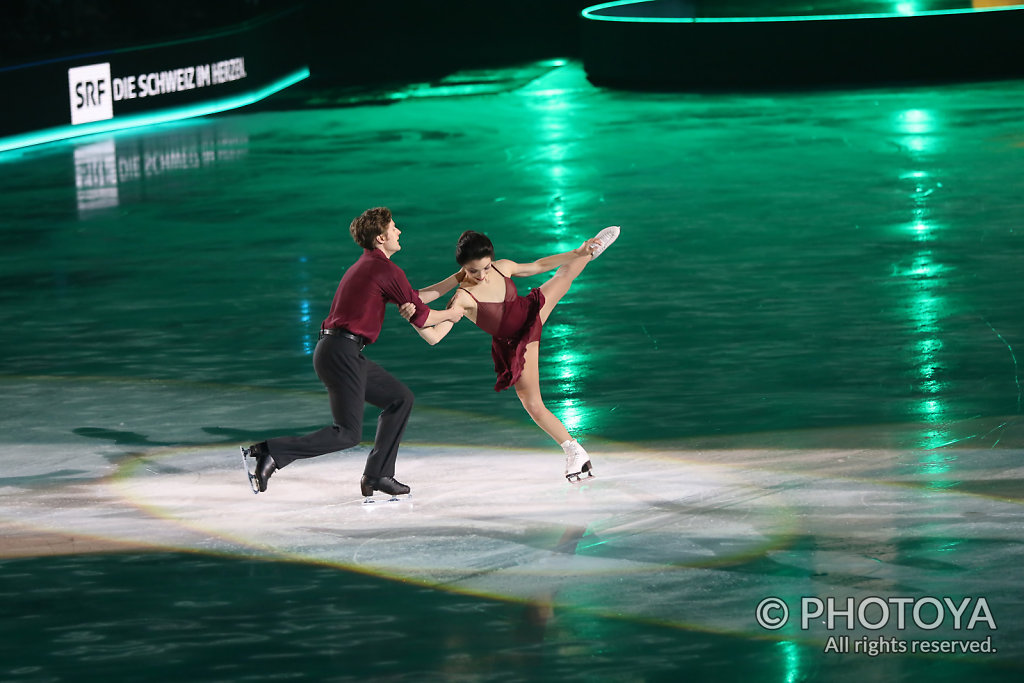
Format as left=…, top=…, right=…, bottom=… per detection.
left=563, top=440, right=594, bottom=483
left=590, top=225, right=620, bottom=259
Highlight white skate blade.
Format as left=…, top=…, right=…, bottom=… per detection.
left=240, top=446, right=259, bottom=495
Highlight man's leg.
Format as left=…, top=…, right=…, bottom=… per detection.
left=361, top=359, right=415, bottom=479
left=264, top=335, right=366, bottom=467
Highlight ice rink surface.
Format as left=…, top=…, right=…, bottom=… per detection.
left=2, top=56, right=1024, bottom=681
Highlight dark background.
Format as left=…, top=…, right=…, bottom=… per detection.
left=1, top=0, right=594, bottom=85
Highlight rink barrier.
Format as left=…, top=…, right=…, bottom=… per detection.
left=580, top=0, right=1024, bottom=89
left=0, top=8, right=309, bottom=153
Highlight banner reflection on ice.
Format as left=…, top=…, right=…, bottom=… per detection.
left=74, top=127, right=249, bottom=217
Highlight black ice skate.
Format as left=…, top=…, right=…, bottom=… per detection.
left=360, top=475, right=411, bottom=503
left=240, top=443, right=275, bottom=494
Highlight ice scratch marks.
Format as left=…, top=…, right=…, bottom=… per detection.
left=983, top=318, right=1022, bottom=414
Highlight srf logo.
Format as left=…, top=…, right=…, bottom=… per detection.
left=68, top=63, right=113, bottom=125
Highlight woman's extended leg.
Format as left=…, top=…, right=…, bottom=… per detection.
left=514, top=341, right=594, bottom=480
left=514, top=341, right=572, bottom=444
left=536, top=225, right=619, bottom=324
left=512, top=227, right=618, bottom=478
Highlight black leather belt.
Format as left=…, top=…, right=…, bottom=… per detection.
left=320, top=328, right=368, bottom=348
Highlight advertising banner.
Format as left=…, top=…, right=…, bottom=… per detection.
left=1, top=8, right=309, bottom=152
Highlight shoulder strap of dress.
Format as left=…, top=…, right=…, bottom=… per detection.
left=491, top=264, right=507, bottom=278
left=457, top=287, right=481, bottom=303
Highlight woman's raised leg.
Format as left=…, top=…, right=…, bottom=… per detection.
left=537, top=225, right=619, bottom=324
left=537, top=254, right=591, bottom=324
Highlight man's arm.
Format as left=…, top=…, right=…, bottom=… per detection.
left=380, top=261, right=436, bottom=328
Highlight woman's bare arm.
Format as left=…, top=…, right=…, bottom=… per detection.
left=417, top=269, right=465, bottom=304
left=401, top=291, right=473, bottom=345
left=501, top=237, right=600, bottom=277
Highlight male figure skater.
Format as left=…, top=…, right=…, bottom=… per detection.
left=242, top=207, right=464, bottom=499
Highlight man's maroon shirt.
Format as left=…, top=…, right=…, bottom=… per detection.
left=321, top=248, right=429, bottom=344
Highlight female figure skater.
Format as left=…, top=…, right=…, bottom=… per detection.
left=403, top=225, right=619, bottom=482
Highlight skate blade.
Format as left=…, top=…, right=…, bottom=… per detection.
left=362, top=493, right=411, bottom=505
left=565, top=459, right=595, bottom=484
left=240, top=446, right=259, bottom=495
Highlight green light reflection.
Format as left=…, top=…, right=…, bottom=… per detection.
left=521, top=68, right=600, bottom=435
left=558, top=398, right=587, bottom=435
left=916, top=336, right=946, bottom=393
left=897, top=109, right=933, bottom=132
left=892, top=106, right=956, bottom=457
left=777, top=640, right=803, bottom=683
left=904, top=250, right=952, bottom=451
left=545, top=323, right=590, bottom=434
left=522, top=76, right=577, bottom=244
left=894, top=107, right=940, bottom=156
left=907, top=220, right=932, bottom=241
